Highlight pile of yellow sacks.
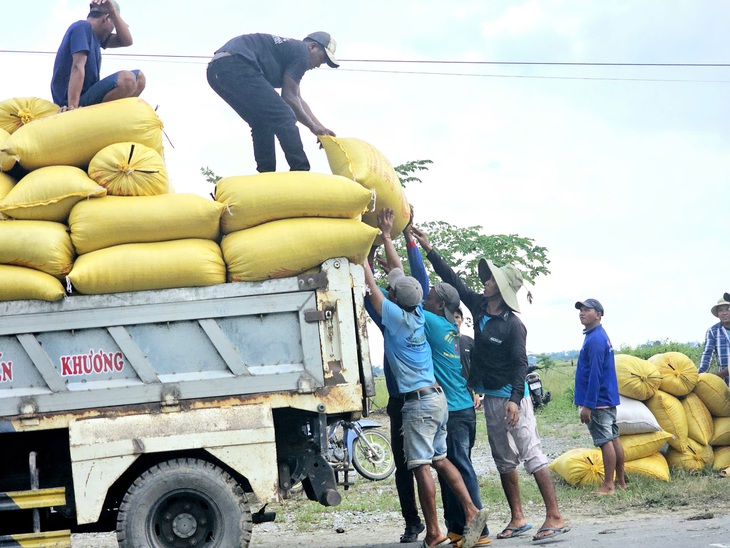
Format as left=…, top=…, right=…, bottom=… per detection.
left=0, top=98, right=405, bottom=300
left=550, top=352, right=730, bottom=485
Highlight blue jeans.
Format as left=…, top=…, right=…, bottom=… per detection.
left=206, top=56, right=310, bottom=173
left=401, top=391, right=448, bottom=469
left=438, top=406, right=487, bottom=536
left=79, top=70, right=140, bottom=107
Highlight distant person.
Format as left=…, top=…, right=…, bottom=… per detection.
left=454, top=306, right=481, bottom=409
left=363, top=209, right=488, bottom=548
left=207, top=32, right=338, bottom=173
left=699, top=294, right=730, bottom=386
left=51, top=0, right=145, bottom=110
left=410, top=225, right=569, bottom=543
left=574, top=299, right=625, bottom=495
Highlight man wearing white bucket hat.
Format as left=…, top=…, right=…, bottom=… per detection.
left=410, top=226, right=569, bottom=543
left=699, top=294, right=730, bottom=386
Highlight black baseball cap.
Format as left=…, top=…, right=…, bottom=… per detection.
left=575, top=298, right=604, bottom=315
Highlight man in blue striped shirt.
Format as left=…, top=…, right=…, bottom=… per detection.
left=699, top=294, right=730, bottom=386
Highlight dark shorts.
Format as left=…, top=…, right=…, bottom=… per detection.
left=79, top=70, right=140, bottom=107
left=587, top=407, right=619, bottom=446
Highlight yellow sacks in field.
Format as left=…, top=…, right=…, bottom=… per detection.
left=0, top=172, right=14, bottom=200
left=0, top=98, right=163, bottom=171
left=69, top=194, right=225, bottom=254
left=682, top=392, right=714, bottom=445
left=0, top=166, right=106, bottom=222
left=319, top=136, right=409, bottom=245
left=68, top=239, right=225, bottom=295
left=615, top=354, right=662, bottom=401
left=624, top=453, right=670, bottom=482
left=666, top=438, right=714, bottom=471
left=0, top=220, right=74, bottom=278
left=0, top=97, right=59, bottom=134
left=0, top=264, right=65, bottom=301
left=714, top=446, right=730, bottom=470
left=616, top=395, right=662, bottom=435
left=711, top=417, right=730, bottom=445
left=215, top=172, right=374, bottom=234
left=645, top=390, right=688, bottom=451
left=648, top=352, right=698, bottom=396
left=222, top=218, right=379, bottom=282
left=620, top=431, right=672, bottom=462
left=548, top=448, right=603, bottom=486
left=693, top=373, right=730, bottom=417
left=88, top=142, right=168, bottom=196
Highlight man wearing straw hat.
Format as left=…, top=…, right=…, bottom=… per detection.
left=699, top=294, right=730, bottom=386
left=410, top=226, right=569, bottom=543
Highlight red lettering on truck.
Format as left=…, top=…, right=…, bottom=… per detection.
left=60, top=350, right=124, bottom=377
left=0, top=353, right=12, bottom=382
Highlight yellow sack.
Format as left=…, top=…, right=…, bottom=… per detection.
left=624, top=453, right=670, bottom=482
left=713, top=446, right=730, bottom=470
left=215, top=172, right=373, bottom=234
left=69, top=194, right=225, bottom=255
left=0, top=166, right=106, bottom=222
left=0, top=264, right=65, bottom=302
left=548, top=448, right=603, bottom=486
left=0, top=98, right=163, bottom=171
left=0, top=97, right=59, bottom=134
left=0, top=128, right=11, bottom=172
left=666, top=438, right=714, bottom=471
left=319, top=136, right=410, bottom=245
left=619, top=431, right=672, bottom=462
left=693, top=373, right=730, bottom=417
left=682, top=392, right=714, bottom=445
left=615, top=354, right=662, bottom=401
left=68, top=239, right=225, bottom=295
left=222, top=218, right=379, bottom=282
left=711, top=417, right=730, bottom=445
left=0, top=220, right=74, bottom=278
left=645, top=390, right=688, bottom=451
left=648, top=352, right=699, bottom=396
left=88, top=142, right=169, bottom=196
left=0, top=172, right=14, bottom=200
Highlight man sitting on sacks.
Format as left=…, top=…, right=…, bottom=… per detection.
left=51, top=0, right=145, bottom=112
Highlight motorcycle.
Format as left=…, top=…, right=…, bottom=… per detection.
left=526, top=364, right=551, bottom=409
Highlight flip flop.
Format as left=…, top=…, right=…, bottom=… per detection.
left=496, top=524, right=532, bottom=539
left=420, top=538, right=452, bottom=548
left=462, top=508, right=490, bottom=548
left=532, top=526, right=571, bottom=541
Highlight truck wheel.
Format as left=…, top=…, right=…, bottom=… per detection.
left=116, top=458, right=252, bottom=548
left=352, top=429, right=396, bottom=481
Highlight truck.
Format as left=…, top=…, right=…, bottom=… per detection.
left=0, top=258, right=375, bottom=547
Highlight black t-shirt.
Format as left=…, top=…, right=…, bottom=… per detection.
left=216, top=33, right=310, bottom=88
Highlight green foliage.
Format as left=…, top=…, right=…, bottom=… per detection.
left=534, top=353, right=556, bottom=371
left=617, top=340, right=702, bottom=366
left=393, top=159, right=433, bottom=187
left=201, top=166, right=222, bottom=185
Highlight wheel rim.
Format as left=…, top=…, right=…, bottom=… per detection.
left=147, top=489, right=223, bottom=547
left=354, top=432, right=395, bottom=480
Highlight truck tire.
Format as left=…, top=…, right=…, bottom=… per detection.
left=116, top=458, right=252, bottom=548
left=352, top=429, right=396, bottom=481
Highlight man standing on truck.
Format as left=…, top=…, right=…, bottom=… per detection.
left=207, top=32, right=338, bottom=173
left=363, top=209, right=488, bottom=548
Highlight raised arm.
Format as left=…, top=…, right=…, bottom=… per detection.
left=93, top=0, right=133, bottom=48
left=281, top=75, right=334, bottom=137
left=378, top=208, right=403, bottom=273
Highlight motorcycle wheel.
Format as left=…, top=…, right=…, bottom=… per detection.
left=352, top=429, right=395, bottom=481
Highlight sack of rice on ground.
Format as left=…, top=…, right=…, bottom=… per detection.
left=693, top=373, right=730, bottom=417
left=666, top=438, right=713, bottom=471
left=0, top=264, right=65, bottom=301
left=0, top=97, right=59, bottom=134
left=0, top=166, right=106, bottom=222
left=624, top=453, right=670, bottom=482
left=88, top=142, right=168, bottom=196
left=615, top=354, right=662, bottom=401
left=215, top=172, right=373, bottom=234
left=548, top=448, right=604, bottom=486
left=68, top=239, right=225, bottom=295
left=69, top=194, right=224, bottom=254
left=711, top=417, right=730, bottom=445
left=682, top=392, right=714, bottom=445
left=222, top=218, right=378, bottom=282
left=714, top=446, right=730, bottom=470
left=0, top=98, right=163, bottom=172
left=0, top=220, right=74, bottom=278
left=616, top=395, right=662, bottom=435
left=620, top=431, right=672, bottom=462
left=648, top=352, right=698, bottom=397
left=319, top=136, right=410, bottom=245
left=645, top=390, right=688, bottom=451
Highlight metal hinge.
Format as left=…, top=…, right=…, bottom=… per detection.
left=304, top=308, right=334, bottom=323
left=297, top=271, right=328, bottom=291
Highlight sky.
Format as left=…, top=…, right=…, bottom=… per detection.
left=1, top=0, right=728, bottom=355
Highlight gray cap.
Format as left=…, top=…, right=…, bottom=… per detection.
left=387, top=268, right=423, bottom=309
left=434, top=283, right=460, bottom=324
left=575, top=298, right=604, bottom=315
left=89, top=0, right=120, bottom=15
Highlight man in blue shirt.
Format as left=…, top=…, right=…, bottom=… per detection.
left=51, top=0, right=145, bottom=110
left=699, top=294, right=730, bottom=386
left=574, top=298, right=625, bottom=495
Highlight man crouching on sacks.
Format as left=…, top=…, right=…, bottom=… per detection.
left=51, top=0, right=145, bottom=111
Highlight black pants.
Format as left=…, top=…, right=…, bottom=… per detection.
left=387, top=396, right=421, bottom=528
left=206, top=56, right=310, bottom=172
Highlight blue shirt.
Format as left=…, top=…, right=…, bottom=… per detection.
left=51, top=20, right=104, bottom=106
left=574, top=324, right=620, bottom=409
left=700, top=323, right=730, bottom=384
